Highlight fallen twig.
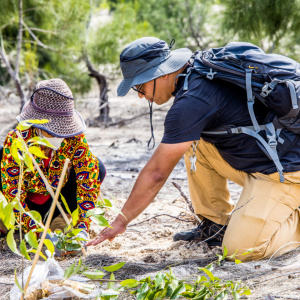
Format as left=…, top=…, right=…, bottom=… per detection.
left=0, top=281, right=13, bottom=285
left=128, top=214, right=194, bottom=227
left=172, top=182, right=201, bottom=223
left=251, top=271, right=300, bottom=286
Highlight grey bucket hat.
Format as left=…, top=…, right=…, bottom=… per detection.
left=117, top=37, right=192, bottom=96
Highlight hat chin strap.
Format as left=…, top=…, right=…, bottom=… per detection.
left=147, top=79, right=156, bottom=150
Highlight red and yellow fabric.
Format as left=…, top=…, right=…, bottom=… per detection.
left=0, top=127, right=101, bottom=232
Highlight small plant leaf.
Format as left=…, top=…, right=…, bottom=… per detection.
left=66, top=243, right=81, bottom=251
left=7, top=229, right=21, bottom=256
left=103, top=262, right=125, bottom=272
left=60, top=193, right=72, bottom=215
left=25, top=230, right=39, bottom=249
left=64, top=262, right=76, bottom=280
left=170, top=282, right=185, bottom=299
left=120, top=279, right=139, bottom=288
left=83, top=270, right=106, bottom=279
left=90, top=215, right=112, bottom=227
left=108, top=272, right=115, bottom=289
left=20, top=240, right=31, bottom=260
left=14, top=268, right=25, bottom=293
left=28, top=146, right=47, bottom=159
left=71, top=208, right=79, bottom=226
left=24, top=152, right=34, bottom=172
left=28, top=136, right=54, bottom=148
left=73, top=256, right=83, bottom=275
left=3, top=202, right=16, bottom=229
left=43, top=239, right=55, bottom=256
left=26, top=210, right=42, bottom=225
left=28, top=249, right=47, bottom=260
left=235, top=259, right=242, bottom=264
left=155, top=272, right=164, bottom=289
left=103, top=198, right=112, bottom=207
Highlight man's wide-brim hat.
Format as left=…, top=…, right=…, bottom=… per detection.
left=17, top=78, right=86, bottom=138
left=117, top=37, right=192, bottom=96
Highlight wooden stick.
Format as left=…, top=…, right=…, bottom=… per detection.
left=21, top=159, right=70, bottom=300
left=172, top=182, right=202, bottom=223
left=16, top=131, right=70, bottom=225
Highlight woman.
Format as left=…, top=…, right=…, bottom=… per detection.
left=0, top=78, right=106, bottom=241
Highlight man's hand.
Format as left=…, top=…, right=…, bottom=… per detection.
left=86, top=217, right=127, bottom=246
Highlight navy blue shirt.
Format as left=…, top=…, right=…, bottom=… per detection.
left=162, top=75, right=300, bottom=174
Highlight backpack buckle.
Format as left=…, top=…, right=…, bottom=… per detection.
left=260, top=83, right=273, bottom=97
left=206, top=69, right=217, bottom=80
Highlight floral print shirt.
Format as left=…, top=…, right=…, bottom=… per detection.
left=1, top=127, right=101, bottom=232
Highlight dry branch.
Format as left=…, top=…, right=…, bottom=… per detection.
left=172, top=182, right=201, bottom=223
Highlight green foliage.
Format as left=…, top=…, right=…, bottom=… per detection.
left=221, top=0, right=300, bottom=58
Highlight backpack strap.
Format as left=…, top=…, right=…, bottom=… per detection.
left=203, top=122, right=285, bottom=182
left=246, top=69, right=260, bottom=131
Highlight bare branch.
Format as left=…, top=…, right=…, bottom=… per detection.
left=15, top=0, right=23, bottom=78
left=23, top=27, right=57, bottom=34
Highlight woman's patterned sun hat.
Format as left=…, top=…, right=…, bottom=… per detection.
left=17, top=78, right=86, bottom=138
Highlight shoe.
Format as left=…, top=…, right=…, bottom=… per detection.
left=173, top=218, right=227, bottom=246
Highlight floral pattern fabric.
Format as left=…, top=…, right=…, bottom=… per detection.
left=1, top=127, right=101, bottom=232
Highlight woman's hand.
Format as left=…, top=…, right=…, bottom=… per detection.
left=86, top=216, right=127, bottom=247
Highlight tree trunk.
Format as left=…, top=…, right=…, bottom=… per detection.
left=83, top=53, right=110, bottom=123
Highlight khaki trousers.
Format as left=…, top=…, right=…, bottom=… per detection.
left=185, top=139, right=300, bottom=261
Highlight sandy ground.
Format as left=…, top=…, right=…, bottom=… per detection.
left=0, top=82, right=300, bottom=299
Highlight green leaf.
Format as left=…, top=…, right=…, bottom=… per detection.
left=222, top=245, right=228, bottom=260
left=67, top=228, right=82, bottom=237
left=241, top=288, right=251, bottom=295
left=0, top=191, right=8, bottom=206
left=28, top=136, right=54, bottom=148
left=7, top=229, right=21, bottom=256
left=20, top=240, right=31, bottom=260
left=241, top=248, right=254, bottom=255
left=120, top=279, right=139, bottom=289
left=228, top=249, right=238, bottom=259
left=235, top=259, right=242, bottom=264
left=28, top=146, right=47, bottom=159
left=16, top=121, right=32, bottom=131
left=43, top=239, right=55, bottom=256
left=90, top=215, right=112, bottom=227
left=72, top=208, right=79, bottom=226
left=85, top=208, right=105, bottom=218
left=24, top=152, right=34, bottom=172
left=103, top=262, right=125, bottom=272
left=198, top=268, right=215, bottom=282
left=26, top=210, right=42, bottom=225
left=25, top=231, right=39, bottom=249
left=232, top=291, right=240, bottom=300
left=99, top=289, right=119, bottom=297
left=64, top=262, right=76, bottom=280
left=14, top=268, right=25, bottom=293
left=60, top=193, right=72, bottom=215
left=170, top=283, right=185, bottom=299
left=83, top=270, right=106, bottom=279
left=155, top=272, right=164, bottom=289
left=3, top=202, right=16, bottom=229
left=103, top=198, right=112, bottom=207
left=108, top=272, right=115, bottom=289
left=73, top=256, right=83, bottom=275
left=25, top=119, right=49, bottom=125
left=11, top=140, right=23, bottom=165
left=66, top=242, right=81, bottom=251
left=28, top=249, right=47, bottom=260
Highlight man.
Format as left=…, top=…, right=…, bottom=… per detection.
left=87, top=37, right=300, bottom=261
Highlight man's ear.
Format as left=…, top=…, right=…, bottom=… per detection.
left=161, top=74, right=169, bottom=80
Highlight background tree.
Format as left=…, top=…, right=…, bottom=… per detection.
left=221, top=0, right=300, bottom=58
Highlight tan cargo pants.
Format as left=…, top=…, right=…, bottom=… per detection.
left=185, top=139, right=300, bottom=261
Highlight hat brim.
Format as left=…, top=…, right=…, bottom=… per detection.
left=117, top=48, right=192, bottom=96
left=16, top=100, right=86, bottom=138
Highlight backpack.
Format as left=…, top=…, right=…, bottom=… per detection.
left=182, top=42, right=300, bottom=182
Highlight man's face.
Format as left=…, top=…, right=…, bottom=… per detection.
left=134, top=76, right=173, bottom=105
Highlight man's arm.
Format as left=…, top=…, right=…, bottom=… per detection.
left=86, top=141, right=193, bottom=246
